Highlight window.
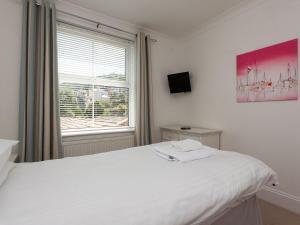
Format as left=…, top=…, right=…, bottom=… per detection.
left=57, top=22, right=135, bottom=134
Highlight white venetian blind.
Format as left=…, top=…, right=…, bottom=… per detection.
left=57, top=22, right=135, bottom=132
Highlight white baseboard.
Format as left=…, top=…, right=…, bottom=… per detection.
left=257, top=185, right=300, bottom=215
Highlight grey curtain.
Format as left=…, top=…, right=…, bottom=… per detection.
left=18, top=0, right=63, bottom=162
left=136, top=32, right=154, bottom=146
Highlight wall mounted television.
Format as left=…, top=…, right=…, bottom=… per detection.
left=168, top=72, right=191, bottom=94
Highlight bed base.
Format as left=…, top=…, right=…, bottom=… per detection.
left=200, top=196, right=262, bottom=225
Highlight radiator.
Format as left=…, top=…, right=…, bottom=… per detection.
left=63, top=132, right=135, bottom=157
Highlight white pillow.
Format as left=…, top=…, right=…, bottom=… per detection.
left=0, top=139, right=18, bottom=172
left=0, top=162, right=15, bottom=187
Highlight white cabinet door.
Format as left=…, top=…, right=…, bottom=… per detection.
left=162, top=131, right=180, bottom=141
left=201, top=135, right=220, bottom=149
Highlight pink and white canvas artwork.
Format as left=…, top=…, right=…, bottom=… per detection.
left=237, top=39, right=298, bottom=102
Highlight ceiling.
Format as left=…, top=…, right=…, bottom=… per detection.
left=66, top=0, right=248, bottom=36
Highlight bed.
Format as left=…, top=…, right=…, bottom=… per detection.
left=0, top=142, right=277, bottom=225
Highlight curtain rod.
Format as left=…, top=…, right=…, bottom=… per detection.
left=57, top=10, right=136, bottom=36
left=57, top=9, right=158, bottom=43
left=57, top=19, right=136, bottom=43
left=33, top=1, right=157, bottom=42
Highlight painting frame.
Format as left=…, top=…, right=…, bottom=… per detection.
left=236, top=39, right=298, bottom=103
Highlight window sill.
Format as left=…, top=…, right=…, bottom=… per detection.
left=62, top=127, right=135, bottom=138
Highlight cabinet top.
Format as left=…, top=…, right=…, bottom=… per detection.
left=160, top=125, right=222, bottom=135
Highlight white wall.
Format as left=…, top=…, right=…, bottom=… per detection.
left=0, top=0, right=22, bottom=139
left=150, top=37, right=190, bottom=142
left=180, top=0, right=300, bottom=214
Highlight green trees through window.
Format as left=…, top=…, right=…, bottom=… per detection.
left=59, top=84, right=129, bottom=130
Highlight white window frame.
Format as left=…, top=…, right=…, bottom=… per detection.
left=57, top=20, right=136, bottom=136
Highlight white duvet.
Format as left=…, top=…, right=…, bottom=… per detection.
left=0, top=144, right=277, bottom=225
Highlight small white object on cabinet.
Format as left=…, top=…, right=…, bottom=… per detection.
left=160, top=125, right=222, bottom=149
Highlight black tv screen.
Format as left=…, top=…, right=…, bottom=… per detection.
left=168, top=72, right=191, bottom=94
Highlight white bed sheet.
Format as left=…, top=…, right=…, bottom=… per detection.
left=0, top=144, right=277, bottom=225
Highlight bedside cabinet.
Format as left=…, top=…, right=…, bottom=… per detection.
left=160, top=125, right=222, bottom=149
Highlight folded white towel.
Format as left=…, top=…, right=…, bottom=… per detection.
left=153, top=148, right=177, bottom=161
left=171, top=139, right=203, bottom=152
left=153, top=142, right=217, bottom=162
